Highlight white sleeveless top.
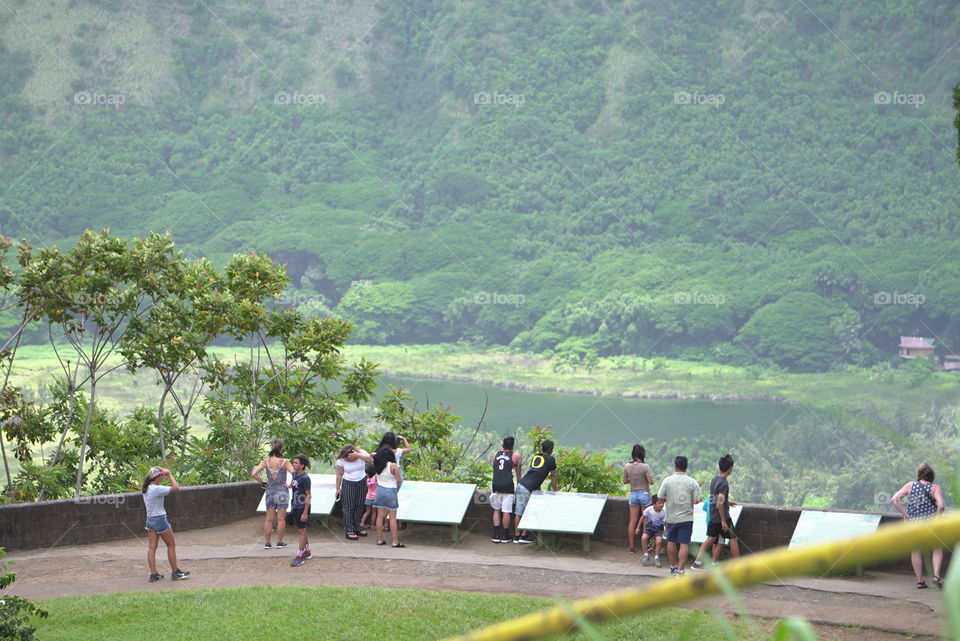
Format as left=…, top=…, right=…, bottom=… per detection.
left=377, top=463, right=398, bottom=489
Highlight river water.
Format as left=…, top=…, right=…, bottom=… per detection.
left=379, top=375, right=799, bottom=451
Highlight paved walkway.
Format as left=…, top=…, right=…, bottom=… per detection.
left=6, top=516, right=947, bottom=639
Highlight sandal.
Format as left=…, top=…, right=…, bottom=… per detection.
left=916, top=581, right=928, bottom=589
left=376, top=540, right=386, bottom=546
left=392, top=542, right=406, bottom=548
left=357, top=530, right=368, bottom=537
left=346, top=533, right=359, bottom=540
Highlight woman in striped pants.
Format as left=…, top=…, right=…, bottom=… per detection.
left=336, top=445, right=373, bottom=540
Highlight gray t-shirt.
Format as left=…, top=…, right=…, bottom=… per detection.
left=143, top=484, right=171, bottom=518
left=657, top=472, right=702, bottom=524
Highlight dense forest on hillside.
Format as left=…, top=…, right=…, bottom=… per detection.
left=2, top=0, right=960, bottom=371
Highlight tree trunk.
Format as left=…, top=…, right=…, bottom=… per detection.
left=158, top=384, right=170, bottom=459
left=74, top=374, right=96, bottom=497
left=0, top=427, right=11, bottom=498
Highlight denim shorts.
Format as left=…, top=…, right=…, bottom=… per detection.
left=373, top=486, right=399, bottom=510
left=145, top=515, right=171, bottom=534
left=628, top=489, right=652, bottom=506
left=513, top=485, right=532, bottom=516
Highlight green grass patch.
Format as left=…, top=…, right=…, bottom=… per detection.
left=34, top=585, right=740, bottom=641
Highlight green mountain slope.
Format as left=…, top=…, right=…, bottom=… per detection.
left=2, top=0, right=959, bottom=370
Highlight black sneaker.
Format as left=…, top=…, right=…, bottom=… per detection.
left=302, top=550, right=312, bottom=559
left=516, top=536, right=534, bottom=544
left=149, top=573, right=163, bottom=582
left=291, top=555, right=305, bottom=567
left=172, top=569, right=190, bottom=580
left=264, top=542, right=272, bottom=549
left=275, top=542, right=288, bottom=548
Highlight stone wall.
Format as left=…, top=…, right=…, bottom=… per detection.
left=0, top=485, right=950, bottom=575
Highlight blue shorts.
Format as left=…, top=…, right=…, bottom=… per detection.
left=644, top=523, right=664, bottom=539
left=364, top=497, right=375, bottom=506
left=145, top=515, right=171, bottom=534
left=514, top=485, right=532, bottom=516
left=665, top=520, right=693, bottom=544
left=373, top=486, right=399, bottom=510
left=629, top=490, right=652, bottom=506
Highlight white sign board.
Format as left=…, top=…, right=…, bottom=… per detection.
left=789, top=511, right=882, bottom=549
left=396, top=481, right=477, bottom=524
left=256, top=473, right=338, bottom=515
left=691, top=504, right=743, bottom=544
left=518, top=491, right=607, bottom=534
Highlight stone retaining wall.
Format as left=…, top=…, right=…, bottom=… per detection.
left=0, top=484, right=950, bottom=574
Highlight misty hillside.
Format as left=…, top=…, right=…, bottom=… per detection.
left=2, top=0, right=960, bottom=370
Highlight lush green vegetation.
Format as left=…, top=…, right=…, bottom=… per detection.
left=30, top=585, right=748, bottom=641
left=3, top=1, right=960, bottom=370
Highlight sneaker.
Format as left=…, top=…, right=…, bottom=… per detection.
left=291, top=555, right=305, bottom=567
left=628, top=546, right=636, bottom=554
left=302, top=550, right=312, bottom=559
left=275, top=542, right=288, bottom=549
left=675, top=569, right=685, bottom=578
left=669, top=565, right=678, bottom=575
left=516, top=536, right=534, bottom=544
left=641, top=553, right=649, bottom=566
left=148, top=573, right=163, bottom=582
left=932, top=576, right=943, bottom=589
left=513, top=536, right=522, bottom=543
left=499, top=537, right=513, bottom=543
left=172, top=569, right=190, bottom=581
left=264, top=542, right=272, bottom=549
left=491, top=537, right=500, bottom=543
left=691, top=561, right=704, bottom=569
left=654, top=557, right=662, bottom=568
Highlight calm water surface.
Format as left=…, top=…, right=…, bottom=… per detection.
left=378, top=375, right=798, bottom=451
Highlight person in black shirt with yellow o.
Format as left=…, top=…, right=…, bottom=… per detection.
left=513, top=440, right=558, bottom=544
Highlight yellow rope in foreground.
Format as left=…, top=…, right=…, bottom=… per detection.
left=443, top=511, right=960, bottom=641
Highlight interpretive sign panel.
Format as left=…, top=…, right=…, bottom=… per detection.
left=788, top=511, right=882, bottom=549
left=396, top=481, right=477, bottom=524
left=256, top=473, right=338, bottom=515
left=518, top=491, right=607, bottom=535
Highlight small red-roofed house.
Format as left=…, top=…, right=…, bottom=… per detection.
left=899, top=336, right=934, bottom=359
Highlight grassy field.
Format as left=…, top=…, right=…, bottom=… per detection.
left=31, top=585, right=738, bottom=641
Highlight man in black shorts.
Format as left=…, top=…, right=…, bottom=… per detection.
left=692, top=453, right=740, bottom=568
left=287, top=454, right=312, bottom=567
left=513, top=440, right=559, bottom=543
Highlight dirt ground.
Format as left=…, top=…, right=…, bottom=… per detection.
left=6, top=516, right=948, bottom=640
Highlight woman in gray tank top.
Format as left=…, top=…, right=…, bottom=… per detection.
left=251, top=439, right=295, bottom=549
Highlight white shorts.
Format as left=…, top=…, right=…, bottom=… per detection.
left=490, top=493, right=515, bottom=513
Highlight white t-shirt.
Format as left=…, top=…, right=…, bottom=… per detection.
left=336, top=457, right=366, bottom=482
left=144, top=484, right=171, bottom=518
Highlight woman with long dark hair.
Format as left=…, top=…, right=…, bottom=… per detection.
left=373, top=446, right=405, bottom=547
left=335, top=444, right=373, bottom=540
left=142, top=466, right=190, bottom=582
left=251, top=439, right=295, bottom=549
left=623, top=443, right=654, bottom=554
